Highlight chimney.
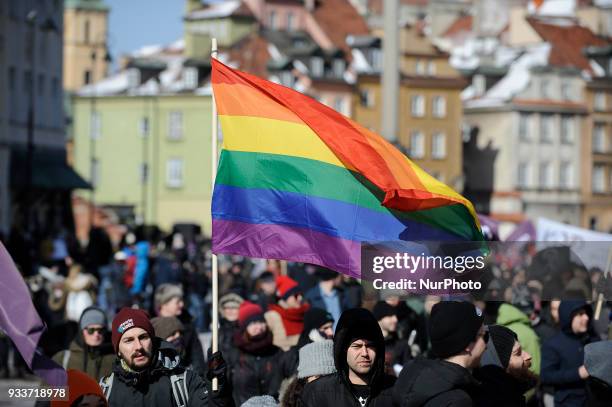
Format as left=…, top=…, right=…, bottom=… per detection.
left=381, top=0, right=399, bottom=142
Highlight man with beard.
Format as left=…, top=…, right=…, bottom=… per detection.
left=99, top=308, right=232, bottom=406
left=474, top=325, right=537, bottom=407
left=392, top=301, right=487, bottom=407
left=373, top=301, right=411, bottom=377
left=301, top=308, right=396, bottom=407
left=226, top=301, right=283, bottom=405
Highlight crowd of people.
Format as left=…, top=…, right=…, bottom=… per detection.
left=0, top=226, right=611, bottom=407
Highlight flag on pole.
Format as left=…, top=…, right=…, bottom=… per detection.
left=210, top=59, right=482, bottom=276
left=0, top=241, right=67, bottom=386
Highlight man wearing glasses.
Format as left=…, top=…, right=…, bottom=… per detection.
left=53, top=306, right=114, bottom=380
left=392, top=301, right=487, bottom=406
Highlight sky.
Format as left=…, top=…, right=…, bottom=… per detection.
left=105, top=0, right=184, bottom=68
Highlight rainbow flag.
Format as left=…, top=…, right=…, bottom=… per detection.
left=211, top=59, right=482, bottom=277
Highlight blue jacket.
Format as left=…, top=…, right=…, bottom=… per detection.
left=129, top=241, right=150, bottom=295
left=541, top=300, right=598, bottom=407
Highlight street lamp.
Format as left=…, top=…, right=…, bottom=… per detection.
left=24, top=10, right=58, bottom=236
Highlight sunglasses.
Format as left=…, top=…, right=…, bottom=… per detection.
left=86, top=327, right=105, bottom=335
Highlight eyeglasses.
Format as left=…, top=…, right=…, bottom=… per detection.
left=86, top=327, right=105, bottom=335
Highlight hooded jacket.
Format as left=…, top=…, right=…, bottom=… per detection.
left=301, top=308, right=396, bottom=407
left=392, top=358, right=479, bottom=407
left=541, top=301, right=598, bottom=407
left=496, top=303, right=541, bottom=375
left=103, top=339, right=232, bottom=407
left=52, top=332, right=114, bottom=381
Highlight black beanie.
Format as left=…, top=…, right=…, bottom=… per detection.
left=429, top=301, right=484, bottom=359
left=304, top=307, right=334, bottom=332
left=373, top=301, right=396, bottom=321
left=488, top=325, right=517, bottom=369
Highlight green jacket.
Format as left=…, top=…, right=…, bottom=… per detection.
left=52, top=337, right=115, bottom=381
left=496, top=303, right=541, bottom=375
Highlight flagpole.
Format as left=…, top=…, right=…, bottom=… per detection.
left=210, top=38, right=219, bottom=392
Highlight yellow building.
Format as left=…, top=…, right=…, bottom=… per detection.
left=63, top=0, right=110, bottom=92
left=352, top=23, right=466, bottom=190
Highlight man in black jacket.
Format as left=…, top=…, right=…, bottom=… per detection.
left=100, top=307, right=233, bottom=407
left=474, top=325, right=537, bottom=407
left=392, top=301, right=486, bottom=407
left=301, top=308, right=396, bottom=407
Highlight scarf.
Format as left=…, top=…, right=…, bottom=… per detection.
left=233, top=329, right=275, bottom=355
left=268, top=303, right=310, bottom=336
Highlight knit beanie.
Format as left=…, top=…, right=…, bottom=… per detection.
left=51, top=369, right=107, bottom=407
left=372, top=301, right=396, bottom=321
left=276, top=275, right=301, bottom=300
left=585, top=341, right=612, bottom=387
left=298, top=339, right=336, bottom=379
left=219, top=293, right=244, bottom=309
left=486, top=325, right=518, bottom=369
left=154, top=284, right=183, bottom=310
left=111, top=307, right=155, bottom=353
left=303, top=307, right=334, bottom=332
left=238, top=301, right=265, bottom=329
left=151, top=316, right=184, bottom=340
left=79, top=306, right=107, bottom=330
left=240, top=395, right=278, bottom=407
left=429, top=301, right=484, bottom=359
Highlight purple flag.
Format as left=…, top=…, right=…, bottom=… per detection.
left=505, top=220, right=536, bottom=242
left=0, top=241, right=67, bottom=386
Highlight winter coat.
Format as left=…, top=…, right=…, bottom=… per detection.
left=102, top=339, right=232, bottom=407
left=129, top=241, right=149, bottom=295
left=392, top=358, right=479, bottom=407
left=178, top=312, right=207, bottom=377
left=301, top=308, right=396, bottom=407
left=304, top=285, right=352, bottom=317
left=383, top=334, right=412, bottom=376
left=586, top=377, right=612, bottom=407
left=52, top=335, right=114, bottom=381
left=226, top=330, right=283, bottom=405
left=541, top=301, right=598, bottom=407
left=473, top=365, right=530, bottom=407
left=496, top=303, right=541, bottom=375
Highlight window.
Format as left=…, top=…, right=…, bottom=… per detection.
left=333, top=60, right=345, bottom=78
left=431, top=132, right=446, bottom=159
left=360, top=89, right=374, bottom=108
left=559, top=161, right=573, bottom=189
left=51, top=77, right=59, bottom=99
left=540, top=115, right=553, bottom=143
left=518, top=162, right=530, bottom=188
left=411, top=95, right=425, bottom=117
left=594, top=92, right=606, bottom=111
left=593, top=124, right=606, bottom=153
left=269, top=10, right=277, bottom=29
left=90, top=111, right=101, bottom=139
left=539, top=162, right=552, bottom=189
left=184, top=67, right=198, bottom=89
left=84, top=70, right=91, bottom=85
left=311, top=57, right=324, bottom=77
left=90, top=158, right=99, bottom=188
left=140, top=163, right=149, bottom=184
left=287, top=12, right=295, bottom=31
left=23, top=70, right=32, bottom=94
left=84, top=20, right=90, bottom=44
left=371, top=49, right=382, bottom=71
left=409, top=131, right=425, bottom=159
left=427, top=61, right=436, bottom=76
left=127, top=68, right=140, bottom=88
left=166, top=159, right=184, bottom=188
left=593, top=165, right=605, bottom=193
left=334, top=97, right=348, bottom=116
left=168, top=111, right=183, bottom=140
left=540, top=78, right=550, bottom=99
left=8, top=67, right=16, bottom=93
left=139, top=117, right=149, bottom=137
left=561, top=116, right=573, bottom=144
left=432, top=96, right=446, bottom=118
left=415, top=59, right=425, bottom=75
left=279, top=71, right=293, bottom=87
left=37, top=74, right=44, bottom=96
left=561, top=83, right=572, bottom=100
left=519, top=113, right=530, bottom=141
left=473, top=74, right=486, bottom=96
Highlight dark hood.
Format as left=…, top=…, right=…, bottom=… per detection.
left=393, top=358, right=478, bottom=407
left=114, top=338, right=183, bottom=386
left=558, top=300, right=592, bottom=334
left=333, top=308, right=385, bottom=388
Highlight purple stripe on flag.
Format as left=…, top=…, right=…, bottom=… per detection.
left=212, top=218, right=362, bottom=278
left=0, top=241, right=67, bottom=386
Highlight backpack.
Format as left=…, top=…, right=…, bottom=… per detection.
left=99, top=370, right=189, bottom=407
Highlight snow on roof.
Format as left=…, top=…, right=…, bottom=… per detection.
left=528, top=0, right=576, bottom=17
left=594, top=0, right=612, bottom=7
left=465, top=43, right=551, bottom=108
left=132, top=44, right=164, bottom=57
left=450, top=37, right=520, bottom=71
left=78, top=71, right=130, bottom=96
left=351, top=49, right=372, bottom=73
left=186, top=1, right=242, bottom=19
left=590, top=59, right=605, bottom=76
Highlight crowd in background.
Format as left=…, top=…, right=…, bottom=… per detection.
left=0, top=226, right=611, bottom=407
